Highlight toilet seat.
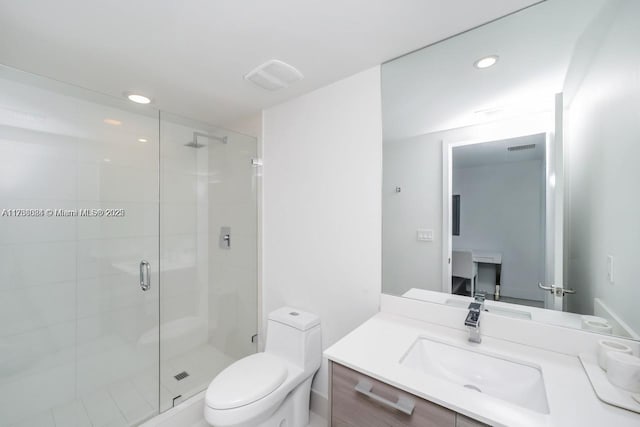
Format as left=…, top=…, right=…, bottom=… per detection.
left=206, top=353, right=288, bottom=410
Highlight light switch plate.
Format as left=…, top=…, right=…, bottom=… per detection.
left=607, top=255, right=614, bottom=283
left=416, top=229, right=434, bottom=242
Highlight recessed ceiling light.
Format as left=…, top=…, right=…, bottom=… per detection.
left=474, top=55, right=499, bottom=69
left=125, top=92, right=152, bottom=104
left=137, top=138, right=148, bottom=143
left=103, top=118, right=122, bottom=126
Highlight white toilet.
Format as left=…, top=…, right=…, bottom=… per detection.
left=204, top=307, right=321, bottom=427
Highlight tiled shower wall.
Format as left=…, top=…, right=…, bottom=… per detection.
left=0, top=71, right=258, bottom=426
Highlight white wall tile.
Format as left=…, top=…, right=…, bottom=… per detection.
left=0, top=199, right=76, bottom=244
left=77, top=202, right=158, bottom=240
left=77, top=273, right=155, bottom=319
left=77, top=162, right=158, bottom=203
left=77, top=138, right=158, bottom=170
left=0, top=281, right=75, bottom=336
left=161, top=171, right=197, bottom=204
left=161, top=203, right=197, bottom=236
left=0, top=153, right=76, bottom=201
left=0, top=242, right=76, bottom=290
left=76, top=237, right=158, bottom=279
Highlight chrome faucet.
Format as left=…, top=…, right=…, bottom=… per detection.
left=465, top=293, right=485, bottom=343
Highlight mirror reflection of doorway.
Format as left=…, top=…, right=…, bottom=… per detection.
left=449, top=134, right=546, bottom=308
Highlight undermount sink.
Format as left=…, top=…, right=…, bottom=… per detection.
left=444, top=298, right=532, bottom=320
left=400, top=336, right=549, bottom=414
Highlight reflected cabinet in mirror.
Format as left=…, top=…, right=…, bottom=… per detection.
left=381, top=0, right=639, bottom=340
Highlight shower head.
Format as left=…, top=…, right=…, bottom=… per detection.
left=184, top=139, right=206, bottom=148
left=185, top=132, right=228, bottom=148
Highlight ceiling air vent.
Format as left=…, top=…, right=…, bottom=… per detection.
left=244, top=60, right=303, bottom=91
left=507, top=144, right=536, bottom=152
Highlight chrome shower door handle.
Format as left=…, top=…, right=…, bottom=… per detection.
left=140, top=260, right=150, bottom=291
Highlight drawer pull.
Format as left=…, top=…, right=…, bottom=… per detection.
left=354, top=379, right=415, bottom=415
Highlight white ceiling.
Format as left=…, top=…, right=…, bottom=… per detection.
left=0, top=0, right=540, bottom=127
left=382, top=0, right=607, bottom=141
left=453, top=133, right=545, bottom=168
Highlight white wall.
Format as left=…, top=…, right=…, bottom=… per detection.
left=262, top=67, right=382, bottom=396
left=452, top=160, right=545, bottom=301
left=382, top=135, right=443, bottom=295
left=565, top=0, right=640, bottom=333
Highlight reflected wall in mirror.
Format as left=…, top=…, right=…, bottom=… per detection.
left=381, top=0, right=639, bottom=340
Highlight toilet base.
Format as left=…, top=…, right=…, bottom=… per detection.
left=256, top=376, right=313, bottom=427
left=205, top=376, right=314, bottom=427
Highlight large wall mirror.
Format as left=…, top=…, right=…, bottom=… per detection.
left=381, top=0, right=639, bottom=340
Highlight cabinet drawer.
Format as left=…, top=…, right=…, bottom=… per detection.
left=331, top=362, right=456, bottom=427
left=456, top=414, right=489, bottom=427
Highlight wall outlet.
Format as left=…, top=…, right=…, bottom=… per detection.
left=416, top=229, right=434, bottom=242
left=606, top=255, right=614, bottom=284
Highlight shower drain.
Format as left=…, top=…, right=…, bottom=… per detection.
left=463, top=384, right=482, bottom=393
left=174, top=371, right=190, bottom=381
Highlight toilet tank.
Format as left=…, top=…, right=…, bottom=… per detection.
left=265, top=307, right=321, bottom=375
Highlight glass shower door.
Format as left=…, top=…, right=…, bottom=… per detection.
left=0, top=66, right=160, bottom=427
left=159, top=112, right=258, bottom=410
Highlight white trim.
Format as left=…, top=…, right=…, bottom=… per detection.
left=310, top=389, right=329, bottom=420
left=140, top=391, right=206, bottom=427
left=258, top=110, right=265, bottom=351
left=441, top=140, right=452, bottom=294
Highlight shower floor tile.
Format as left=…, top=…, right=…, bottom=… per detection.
left=108, top=381, right=155, bottom=425
left=7, top=344, right=234, bottom=427
left=52, top=400, right=92, bottom=427
left=9, top=380, right=151, bottom=427
left=160, top=344, right=234, bottom=410
left=10, top=411, right=56, bottom=427
left=82, top=390, right=125, bottom=427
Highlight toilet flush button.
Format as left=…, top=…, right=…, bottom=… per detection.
left=289, top=312, right=299, bottom=316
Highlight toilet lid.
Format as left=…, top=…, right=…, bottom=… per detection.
left=206, top=353, right=288, bottom=410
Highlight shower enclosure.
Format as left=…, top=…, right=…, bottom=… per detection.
left=0, top=65, right=258, bottom=427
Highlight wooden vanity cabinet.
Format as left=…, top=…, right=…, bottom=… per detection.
left=330, top=362, right=489, bottom=427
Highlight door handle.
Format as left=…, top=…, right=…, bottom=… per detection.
left=140, top=260, right=150, bottom=291
left=219, top=226, right=231, bottom=249
left=538, top=282, right=575, bottom=296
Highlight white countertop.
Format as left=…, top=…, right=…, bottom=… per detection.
left=324, top=312, right=640, bottom=427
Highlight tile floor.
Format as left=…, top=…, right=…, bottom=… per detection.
left=7, top=344, right=233, bottom=427
left=188, top=411, right=328, bottom=427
